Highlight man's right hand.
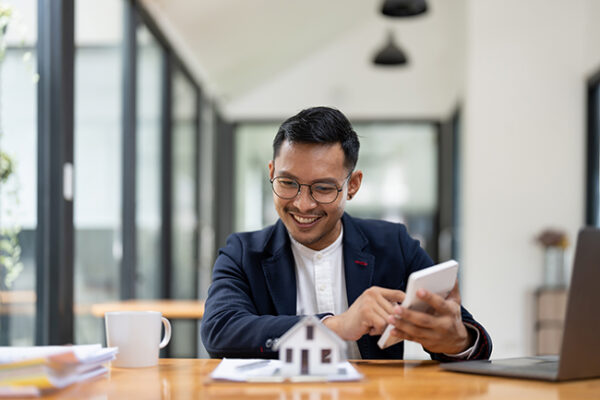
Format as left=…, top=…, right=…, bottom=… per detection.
left=322, top=286, right=405, bottom=341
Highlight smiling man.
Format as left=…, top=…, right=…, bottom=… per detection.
left=201, top=106, right=492, bottom=360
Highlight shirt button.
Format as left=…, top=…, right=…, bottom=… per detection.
left=319, top=284, right=326, bottom=292
left=316, top=254, right=322, bottom=260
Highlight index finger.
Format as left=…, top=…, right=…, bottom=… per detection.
left=377, top=287, right=406, bottom=305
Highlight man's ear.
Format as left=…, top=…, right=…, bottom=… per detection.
left=347, top=170, right=363, bottom=200
left=268, top=160, right=275, bottom=180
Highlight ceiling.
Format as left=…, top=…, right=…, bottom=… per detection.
left=140, top=0, right=466, bottom=120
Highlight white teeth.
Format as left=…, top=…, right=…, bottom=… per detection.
left=293, top=215, right=318, bottom=224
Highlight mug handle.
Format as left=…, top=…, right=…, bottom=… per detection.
left=159, top=317, right=172, bottom=349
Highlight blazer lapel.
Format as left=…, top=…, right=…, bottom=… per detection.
left=341, top=214, right=376, bottom=358
left=261, top=221, right=297, bottom=315
left=260, top=215, right=376, bottom=318
left=342, top=213, right=375, bottom=306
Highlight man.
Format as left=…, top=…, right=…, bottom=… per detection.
left=201, top=106, right=492, bottom=360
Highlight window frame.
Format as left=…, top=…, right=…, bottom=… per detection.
left=586, top=68, right=600, bottom=227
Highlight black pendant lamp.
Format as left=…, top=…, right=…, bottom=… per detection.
left=373, top=31, right=408, bottom=66
left=381, top=0, right=428, bottom=17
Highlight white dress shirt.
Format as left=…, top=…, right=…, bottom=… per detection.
left=290, top=227, right=362, bottom=359
left=290, top=227, right=478, bottom=360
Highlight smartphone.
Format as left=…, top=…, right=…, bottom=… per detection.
left=377, top=260, right=459, bottom=349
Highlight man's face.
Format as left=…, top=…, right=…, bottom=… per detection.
left=269, top=140, right=362, bottom=251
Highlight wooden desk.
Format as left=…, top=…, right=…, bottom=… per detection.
left=0, top=290, right=36, bottom=315
left=90, top=299, right=205, bottom=319
left=42, top=359, right=600, bottom=399
left=0, top=290, right=96, bottom=316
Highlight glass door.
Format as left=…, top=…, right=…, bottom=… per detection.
left=135, top=24, right=163, bottom=299
left=0, top=0, right=38, bottom=346
left=169, top=67, right=199, bottom=356
left=73, top=0, right=124, bottom=344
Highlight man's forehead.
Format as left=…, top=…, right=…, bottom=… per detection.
left=276, top=140, right=344, bottom=158
left=273, top=141, right=348, bottom=180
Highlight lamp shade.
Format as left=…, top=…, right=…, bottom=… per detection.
left=381, top=0, right=428, bottom=17
left=373, top=32, right=408, bottom=66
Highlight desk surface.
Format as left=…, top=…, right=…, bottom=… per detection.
left=90, top=299, right=205, bottom=319
left=43, top=359, right=600, bottom=399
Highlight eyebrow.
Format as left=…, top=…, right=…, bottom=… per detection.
left=274, top=170, right=340, bottom=184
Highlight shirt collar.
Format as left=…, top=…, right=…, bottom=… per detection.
left=289, top=225, right=344, bottom=260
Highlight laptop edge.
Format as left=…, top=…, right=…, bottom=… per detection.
left=440, top=228, right=600, bottom=382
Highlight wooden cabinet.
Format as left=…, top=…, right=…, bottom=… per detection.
left=535, top=287, right=567, bottom=355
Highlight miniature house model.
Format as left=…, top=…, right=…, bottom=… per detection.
left=274, top=315, right=346, bottom=377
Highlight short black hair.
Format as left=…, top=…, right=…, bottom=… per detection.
left=272, top=106, right=360, bottom=171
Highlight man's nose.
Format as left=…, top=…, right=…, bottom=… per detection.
left=293, top=185, right=317, bottom=210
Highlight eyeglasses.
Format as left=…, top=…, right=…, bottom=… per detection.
left=270, top=173, right=351, bottom=204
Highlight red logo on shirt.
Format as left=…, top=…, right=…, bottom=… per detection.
left=354, top=260, right=368, bottom=266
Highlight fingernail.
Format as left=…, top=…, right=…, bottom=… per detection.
left=417, top=289, right=426, bottom=297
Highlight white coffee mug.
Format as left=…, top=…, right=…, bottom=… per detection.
left=105, top=311, right=171, bottom=368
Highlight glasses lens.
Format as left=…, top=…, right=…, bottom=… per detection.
left=272, top=177, right=299, bottom=199
left=310, top=182, right=339, bottom=203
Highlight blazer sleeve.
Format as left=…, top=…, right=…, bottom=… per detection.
left=200, top=234, right=332, bottom=359
left=425, top=309, right=493, bottom=362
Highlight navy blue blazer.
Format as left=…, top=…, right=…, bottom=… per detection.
left=201, top=213, right=492, bottom=360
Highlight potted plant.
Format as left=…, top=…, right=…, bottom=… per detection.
left=0, top=3, right=24, bottom=292
left=536, top=228, right=569, bottom=288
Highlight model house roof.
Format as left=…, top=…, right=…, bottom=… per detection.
left=274, top=315, right=347, bottom=351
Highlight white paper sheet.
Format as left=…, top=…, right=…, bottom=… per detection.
left=210, top=358, right=363, bottom=382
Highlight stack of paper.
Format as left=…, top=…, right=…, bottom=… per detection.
left=0, top=344, right=117, bottom=397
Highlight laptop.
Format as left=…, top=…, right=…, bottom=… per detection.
left=440, top=227, right=600, bottom=381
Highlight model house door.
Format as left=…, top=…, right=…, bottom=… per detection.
left=301, top=349, right=309, bottom=375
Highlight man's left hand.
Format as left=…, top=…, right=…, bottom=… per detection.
left=387, top=280, right=472, bottom=354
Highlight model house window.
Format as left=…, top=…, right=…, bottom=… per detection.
left=286, top=348, right=293, bottom=363
left=321, top=349, right=332, bottom=363
left=306, top=325, right=314, bottom=340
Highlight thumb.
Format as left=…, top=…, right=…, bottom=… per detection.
left=446, top=279, right=462, bottom=305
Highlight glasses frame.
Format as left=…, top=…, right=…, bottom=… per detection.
left=270, top=172, right=353, bottom=204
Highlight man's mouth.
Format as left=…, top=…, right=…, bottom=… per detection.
left=290, top=213, right=322, bottom=226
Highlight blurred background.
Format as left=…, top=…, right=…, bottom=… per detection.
left=0, top=0, right=599, bottom=360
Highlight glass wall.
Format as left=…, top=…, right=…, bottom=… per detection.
left=0, top=0, right=37, bottom=346
left=135, top=24, right=163, bottom=299
left=73, top=0, right=123, bottom=344
left=170, top=67, right=198, bottom=356
left=234, top=123, right=279, bottom=232
left=348, top=122, right=438, bottom=257
left=234, top=122, right=438, bottom=256
left=0, top=1, right=204, bottom=348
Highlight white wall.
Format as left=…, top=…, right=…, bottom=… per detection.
left=583, top=0, right=600, bottom=75
left=461, top=0, right=597, bottom=358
